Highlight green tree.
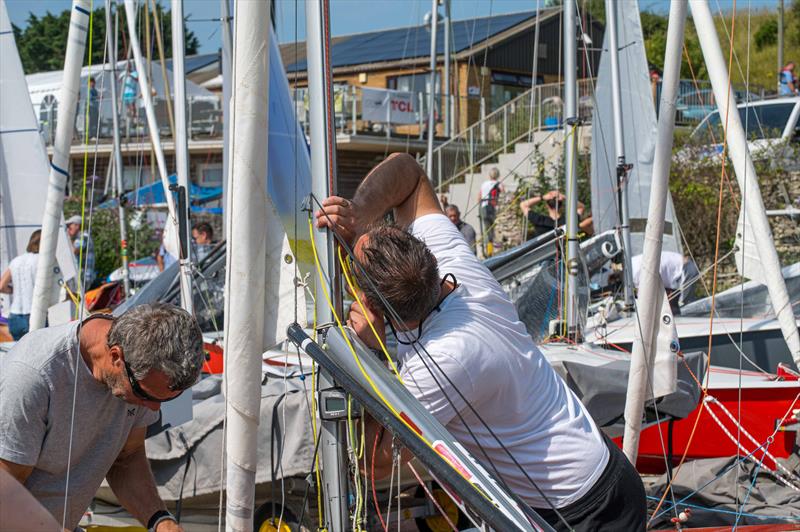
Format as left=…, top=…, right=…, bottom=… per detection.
left=754, top=17, right=778, bottom=51
left=12, top=2, right=199, bottom=75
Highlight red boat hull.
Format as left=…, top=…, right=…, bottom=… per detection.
left=614, top=378, right=800, bottom=473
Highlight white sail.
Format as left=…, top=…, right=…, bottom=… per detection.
left=734, top=209, right=767, bottom=285
left=590, top=0, right=682, bottom=256
left=622, top=0, right=687, bottom=463
left=28, top=0, right=89, bottom=331
left=223, top=0, right=273, bottom=529
left=0, top=0, right=77, bottom=317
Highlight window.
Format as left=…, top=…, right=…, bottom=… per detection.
left=198, top=163, right=223, bottom=187
left=692, top=102, right=796, bottom=144
left=387, top=72, right=440, bottom=96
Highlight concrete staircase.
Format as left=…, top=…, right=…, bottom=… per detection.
left=443, top=127, right=591, bottom=255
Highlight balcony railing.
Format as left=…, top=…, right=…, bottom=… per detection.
left=37, top=95, right=223, bottom=146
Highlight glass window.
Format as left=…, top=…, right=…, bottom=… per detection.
left=198, top=164, right=223, bottom=186
left=387, top=72, right=440, bottom=96
left=692, top=102, right=795, bottom=143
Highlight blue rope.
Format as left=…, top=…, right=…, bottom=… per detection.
left=733, top=437, right=771, bottom=529
left=645, top=496, right=800, bottom=522
left=654, top=438, right=771, bottom=520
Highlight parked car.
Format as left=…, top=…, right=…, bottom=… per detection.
left=684, top=96, right=800, bottom=166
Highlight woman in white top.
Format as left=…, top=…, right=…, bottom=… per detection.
left=0, top=230, right=41, bottom=340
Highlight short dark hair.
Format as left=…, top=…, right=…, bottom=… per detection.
left=27, top=230, right=42, bottom=253
left=193, top=222, right=213, bottom=240
left=445, top=205, right=460, bottom=216
left=354, top=225, right=440, bottom=323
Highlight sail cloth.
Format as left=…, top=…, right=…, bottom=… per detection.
left=590, top=0, right=682, bottom=256
left=0, top=2, right=76, bottom=316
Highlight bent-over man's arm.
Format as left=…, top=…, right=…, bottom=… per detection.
left=106, top=427, right=181, bottom=531
left=0, top=268, right=12, bottom=294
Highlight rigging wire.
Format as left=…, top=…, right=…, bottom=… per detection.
left=309, top=195, right=573, bottom=529
left=62, top=4, right=103, bottom=527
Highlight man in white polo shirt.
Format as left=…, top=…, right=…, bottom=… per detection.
left=316, top=152, right=645, bottom=531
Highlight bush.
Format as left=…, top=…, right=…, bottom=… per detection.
left=63, top=197, right=160, bottom=282
left=754, top=18, right=778, bottom=51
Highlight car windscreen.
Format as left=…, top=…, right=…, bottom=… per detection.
left=691, top=102, right=794, bottom=144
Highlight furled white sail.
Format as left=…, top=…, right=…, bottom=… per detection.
left=734, top=209, right=767, bottom=285
left=0, top=0, right=77, bottom=320
left=590, top=0, right=682, bottom=256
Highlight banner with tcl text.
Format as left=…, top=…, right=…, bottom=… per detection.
left=361, top=87, right=417, bottom=124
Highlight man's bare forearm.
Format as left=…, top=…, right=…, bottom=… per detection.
left=106, top=447, right=166, bottom=526
left=351, top=153, right=427, bottom=225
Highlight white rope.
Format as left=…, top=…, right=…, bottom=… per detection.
left=702, top=395, right=800, bottom=491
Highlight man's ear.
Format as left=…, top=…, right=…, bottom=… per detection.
left=109, top=345, right=123, bottom=367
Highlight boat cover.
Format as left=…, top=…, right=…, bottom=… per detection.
left=142, top=375, right=315, bottom=501
left=645, top=455, right=800, bottom=528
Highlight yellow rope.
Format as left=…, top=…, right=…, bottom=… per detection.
left=337, top=246, right=402, bottom=382
left=306, top=219, right=494, bottom=504
left=76, top=1, right=96, bottom=309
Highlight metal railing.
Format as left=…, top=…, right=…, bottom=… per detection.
left=37, top=94, right=223, bottom=146
left=421, top=78, right=596, bottom=192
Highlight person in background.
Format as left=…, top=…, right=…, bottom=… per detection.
left=630, top=250, right=685, bottom=315
left=156, top=232, right=178, bottom=273
left=0, top=303, right=203, bottom=532
left=0, top=230, right=41, bottom=340
left=520, top=190, right=591, bottom=239
left=192, top=222, right=214, bottom=262
left=445, top=204, right=477, bottom=254
left=779, top=62, right=798, bottom=96
left=477, top=167, right=504, bottom=254
left=87, top=76, right=99, bottom=139
left=66, top=214, right=96, bottom=289
left=121, top=63, right=139, bottom=135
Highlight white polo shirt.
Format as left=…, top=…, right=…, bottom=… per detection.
left=397, top=214, right=609, bottom=509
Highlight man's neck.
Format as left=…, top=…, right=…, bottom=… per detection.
left=397, top=278, right=455, bottom=330
left=79, top=318, right=112, bottom=384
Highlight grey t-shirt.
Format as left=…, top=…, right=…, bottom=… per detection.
left=0, top=319, right=158, bottom=529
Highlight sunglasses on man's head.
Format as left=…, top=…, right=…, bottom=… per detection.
left=122, top=357, right=181, bottom=403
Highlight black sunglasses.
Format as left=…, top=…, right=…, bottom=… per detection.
left=122, top=358, right=181, bottom=403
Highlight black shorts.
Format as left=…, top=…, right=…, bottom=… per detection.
left=533, top=436, right=646, bottom=531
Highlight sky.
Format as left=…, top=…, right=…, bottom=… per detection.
left=5, top=0, right=783, bottom=55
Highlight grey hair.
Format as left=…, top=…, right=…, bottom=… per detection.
left=489, top=167, right=500, bottom=179
left=108, top=302, right=204, bottom=390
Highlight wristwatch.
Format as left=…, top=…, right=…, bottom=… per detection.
left=147, top=510, right=177, bottom=531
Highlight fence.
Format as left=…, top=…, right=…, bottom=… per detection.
left=37, top=94, right=223, bottom=146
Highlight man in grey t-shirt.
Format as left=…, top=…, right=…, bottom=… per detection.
left=0, top=303, right=204, bottom=531
left=445, top=204, right=477, bottom=254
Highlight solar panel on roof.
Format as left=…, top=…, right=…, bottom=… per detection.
left=286, top=11, right=536, bottom=72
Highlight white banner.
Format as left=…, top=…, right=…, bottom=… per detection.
left=361, top=87, right=417, bottom=124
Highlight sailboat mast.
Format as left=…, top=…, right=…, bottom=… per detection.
left=105, top=0, right=131, bottom=297
left=223, top=1, right=270, bottom=529
left=443, top=0, right=451, bottom=138
left=220, top=0, right=232, bottom=240
left=689, top=0, right=800, bottom=367
left=306, top=1, right=349, bottom=530
left=604, top=0, right=635, bottom=310
left=172, top=0, right=193, bottom=312
left=425, top=0, right=438, bottom=178
left=622, top=0, right=687, bottom=464
left=123, top=0, right=192, bottom=311
left=563, top=0, right=580, bottom=336
left=29, top=0, right=91, bottom=331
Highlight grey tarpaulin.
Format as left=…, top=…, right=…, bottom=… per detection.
left=551, top=351, right=706, bottom=436
left=646, top=455, right=800, bottom=528
left=142, top=375, right=315, bottom=501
